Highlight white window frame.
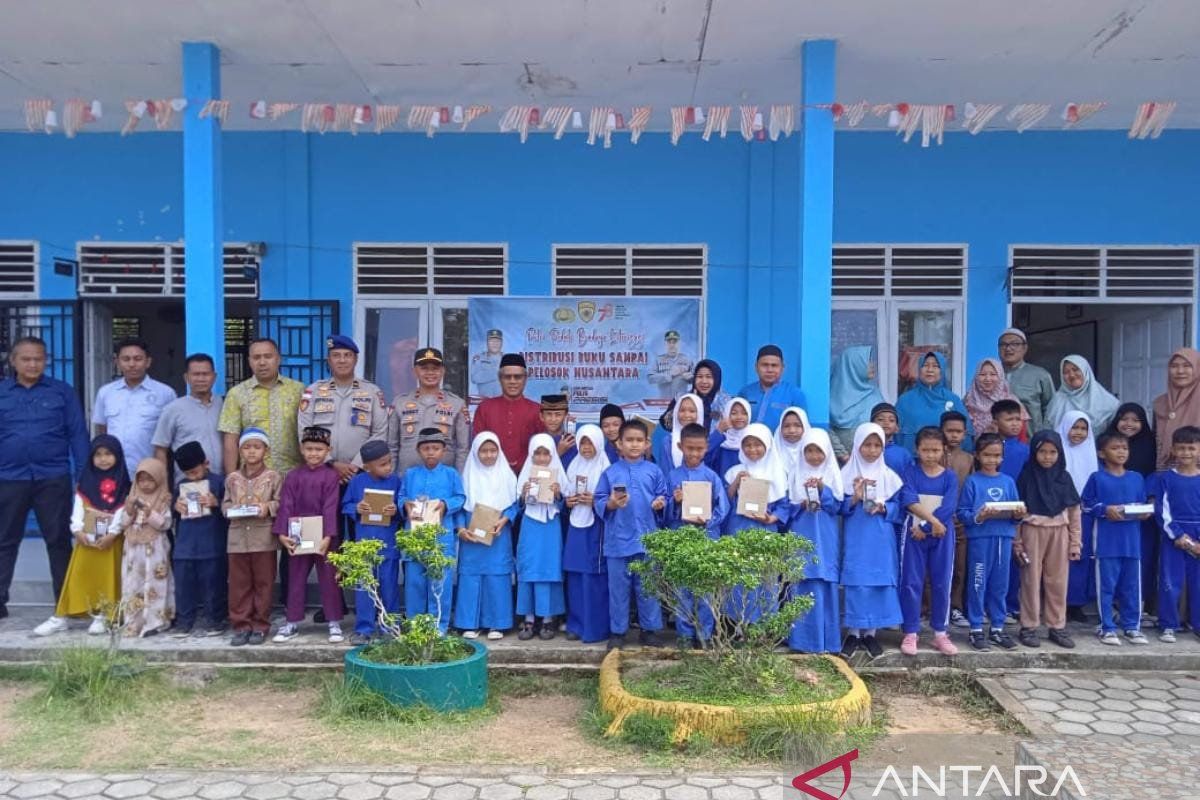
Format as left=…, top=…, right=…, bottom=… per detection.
left=0, top=240, right=39, bottom=299
left=1007, top=243, right=1199, bottom=305
left=352, top=242, right=509, bottom=299
left=74, top=241, right=259, bottom=298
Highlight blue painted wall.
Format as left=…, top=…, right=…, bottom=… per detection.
left=2, top=129, right=1199, bottom=394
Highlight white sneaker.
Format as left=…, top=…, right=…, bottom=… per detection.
left=328, top=623, right=344, bottom=644
left=461, top=629, right=479, bottom=639
left=1125, top=630, right=1149, bottom=645
left=272, top=623, right=299, bottom=643
left=1159, top=628, right=1177, bottom=643
left=33, top=616, right=68, bottom=637
left=1098, top=631, right=1121, bottom=646
left=949, top=608, right=970, bottom=629
left=87, top=616, right=108, bottom=636
left=486, top=630, right=504, bottom=641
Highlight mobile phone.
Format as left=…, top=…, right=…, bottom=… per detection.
left=613, top=484, right=628, bottom=496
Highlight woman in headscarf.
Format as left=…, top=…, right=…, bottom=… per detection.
left=1152, top=347, right=1200, bottom=470
left=1045, top=354, right=1120, bottom=435
left=1105, top=402, right=1159, bottom=612
left=562, top=425, right=612, bottom=643
left=111, top=457, right=174, bottom=637
left=830, top=346, right=886, bottom=462
left=1056, top=410, right=1099, bottom=621
left=691, top=358, right=731, bottom=431
left=964, top=358, right=1031, bottom=441
left=895, top=351, right=973, bottom=452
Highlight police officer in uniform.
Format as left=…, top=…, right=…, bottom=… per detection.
left=389, top=347, right=471, bottom=473
left=648, top=330, right=695, bottom=399
left=470, top=329, right=504, bottom=398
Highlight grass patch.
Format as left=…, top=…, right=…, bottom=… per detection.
left=355, top=635, right=473, bottom=666
left=314, top=673, right=499, bottom=729
left=491, top=670, right=595, bottom=699
left=865, top=670, right=1026, bottom=734
left=622, top=653, right=850, bottom=707
left=33, top=646, right=164, bottom=722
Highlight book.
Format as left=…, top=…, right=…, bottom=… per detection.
left=408, top=499, right=444, bottom=529
left=466, top=503, right=502, bottom=546
left=361, top=488, right=395, bottom=526
left=287, top=516, right=324, bottom=553
left=179, top=480, right=211, bottom=519
left=527, top=467, right=555, bottom=504
left=983, top=501, right=1026, bottom=513
left=736, top=477, right=770, bottom=517
left=1122, top=503, right=1155, bottom=516
left=226, top=505, right=261, bottom=519
left=680, top=480, right=712, bottom=522
left=82, top=508, right=113, bottom=543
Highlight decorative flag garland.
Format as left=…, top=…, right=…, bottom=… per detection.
left=1129, top=101, right=1175, bottom=139
left=407, top=105, right=440, bottom=137
left=499, top=105, right=534, bottom=142
left=702, top=106, right=731, bottom=141
left=1063, top=101, right=1105, bottom=128
left=768, top=104, right=795, bottom=141
left=628, top=106, right=652, bottom=144
left=962, top=102, right=1005, bottom=135
left=1006, top=103, right=1051, bottom=133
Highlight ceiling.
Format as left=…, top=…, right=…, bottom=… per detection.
left=0, top=0, right=1197, bottom=132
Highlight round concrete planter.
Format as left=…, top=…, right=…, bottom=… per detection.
left=344, top=638, right=488, bottom=711
left=598, top=649, right=871, bottom=745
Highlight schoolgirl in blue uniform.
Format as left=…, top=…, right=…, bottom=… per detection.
left=1058, top=410, right=1098, bottom=620
left=515, top=433, right=568, bottom=640
left=563, top=425, right=612, bottom=643
left=709, top=397, right=752, bottom=476
left=785, top=427, right=842, bottom=653
left=1155, top=424, right=1200, bottom=643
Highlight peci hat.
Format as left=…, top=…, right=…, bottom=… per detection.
left=540, top=393, right=568, bottom=411
left=499, top=353, right=526, bottom=370
left=326, top=334, right=359, bottom=354
left=359, top=439, right=390, bottom=464
left=414, top=347, right=444, bottom=366
left=175, top=441, right=207, bottom=472
left=600, top=403, right=625, bottom=422
left=417, top=427, right=447, bottom=446
left=302, top=426, right=332, bottom=446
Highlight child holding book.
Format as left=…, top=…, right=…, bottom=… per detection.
left=112, top=458, right=175, bottom=637
left=516, top=433, right=568, bottom=640
left=564, top=425, right=613, bottom=643
left=222, top=428, right=280, bottom=646
left=170, top=441, right=227, bottom=638
left=455, top=432, right=518, bottom=640
left=343, top=439, right=404, bottom=645
left=1154, top=425, right=1200, bottom=643
left=785, top=428, right=842, bottom=653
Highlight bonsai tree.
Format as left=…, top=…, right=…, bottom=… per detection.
left=630, top=525, right=813, bottom=669
left=329, top=522, right=461, bottom=665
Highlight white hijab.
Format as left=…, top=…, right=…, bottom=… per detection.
left=462, top=432, right=517, bottom=513
left=773, top=406, right=812, bottom=476
left=516, top=433, right=569, bottom=523
left=789, top=427, right=844, bottom=503
left=839, top=422, right=904, bottom=501
left=721, top=397, right=753, bottom=451
left=668, top=393, right=704, bottom=468
left=1056, top=409, right=1098, bottom=495
left=565, top=424, right=610, bottom=528
left=723, top=422, right=788, bottom=503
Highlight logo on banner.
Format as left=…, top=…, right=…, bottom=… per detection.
left=553, top=306, right=576, bottom=323
left=577, top=300, right=596, bottom=323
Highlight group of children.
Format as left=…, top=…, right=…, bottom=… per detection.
left=31, top=387, right=1200, bottom=656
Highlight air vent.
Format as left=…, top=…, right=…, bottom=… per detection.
left=354, top=244, right=507, bottom=296
left=554, top=245, right=706, bottom=296
left=1010, top=246, right=1197, bottom=303
left=833, top=246, right=966, bottom=298
left=77, top=243, right=260, bottom=298
left=0, top=242, right=37, bottom=297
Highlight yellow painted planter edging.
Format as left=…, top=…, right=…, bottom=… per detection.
left=598, top=649, right=871, bottom=746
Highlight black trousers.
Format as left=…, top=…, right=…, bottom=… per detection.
left=0, top=476, right=74, bottom=609
left=174, top=556, right=228, bottom=629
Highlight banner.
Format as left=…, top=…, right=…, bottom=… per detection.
left=467, top=297, right=702, bottom=415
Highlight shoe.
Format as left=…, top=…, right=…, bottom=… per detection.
left=839, top=635, right=861, bottom=659
left=1004, top=613, right=1019, bottom=625
left=862, top=635, right=884, bottom=658
left=170, top=625, right=194, bottom=640
left=230, top=630, right=251, bottom=647
left=461, top=630, right=479, bottom=639
left=1066, top=606, right=1088, bottom=624
left=33, top=616, right=68, bottom=637
left=539, top=625, right=556, bottom=641
left=564, top=630, right=580, bottom=641
left=204, top=624, right=227, bottom=637
left=607, top=634, right=627, bottom=650
left=969, top=630, right=990, bottom=651
left=247, top=631, right=266, bottom=646
left=349, top=632, right=371, bottom=646
left=313, top=609, right=327, bottom=624
left=518, top=623, right=535, bottom=641
left=931, top=632, right=958, bottom=656
left=87, top=616, right=108, bottom=636
left=1047, top=627, right=1075, bottom=649
left=900, top=633, right=918, bottom=656
left=190, top=627, right=208, bottom=638
left=327, top=623, right=344, bottom=644
left=272, top=623, right=299, bottom=643
left=1159, top=628, right=1177, bottom=643
left=486, top=630, right=504, bottom=641
left=639, top=630, right=665, bottom=648
left=989, top=629, right=1018, bottom=650
left=1124, top=630, right=1149, bottom=645
left=1018, top=628, right=1041, bottom=648
left=949, top=608, right=970, bottom=629
left=1098, top=631, right=1121, bottom=646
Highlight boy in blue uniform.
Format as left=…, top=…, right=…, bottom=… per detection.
left=594, top=419, right=669, bottom=650
left=540, top=394, right=577, bottom=469
left=664, top=423, right=730, bottom=645
left=342, top=440, right=403, bottom=645
left=870, top=403, right=913, bottom=475
left=1081, top=432, right=1151, bottom=645
left=1155, top=425, right=1200, bottom=643
left=992, top=399, right=1029, bottom=620
left=401, top=428, right=466, bottom=632
left=171, top=441, right=228, bottom=637
left=957, top=433, right=1023, bottom=651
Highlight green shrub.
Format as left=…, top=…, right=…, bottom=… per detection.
left=38, top=646, right=154, bottom=721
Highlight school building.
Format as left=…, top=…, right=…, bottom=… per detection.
left=1, top=2, right=1199, bottom=426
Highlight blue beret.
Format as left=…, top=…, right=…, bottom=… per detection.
left=326, top=334, right=359, bottom=354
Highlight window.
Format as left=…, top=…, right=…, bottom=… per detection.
left=1010, top=245, right=1197, bottom=303
left=353, top=244, right=507, bottom=296
left=0, top=242, right=37, bottom=298
left=832, top=245, right=967, bottom=398
left=76, top=243, right=260, bottom=298
left=553, top=245, right=706, bottom=296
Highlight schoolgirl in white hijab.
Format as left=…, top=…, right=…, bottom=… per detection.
left=720, top=397, right=753, bottom=452
left=839, top=422, right=904, bottom=503
left=789, top=427, right=844, bottom=504
left=1056, top=409, right=1098, bottom=496
left=667, top=393, right=705, bottom=469
left=462, top=432, right=518, bottom=515
left=773, top=406, right=812, bottom=476
left=517, top=433, right=569, bottom=523
left=724, top=422, right=789, bottom=504
left=565, top=424, right=610, bottom=528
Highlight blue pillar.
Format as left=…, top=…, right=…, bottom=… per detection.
left=182, top=42, right=226, bottom=392
left=745, top=144, right=773, bottom=366
left=798, top=40, right=836, bottom=426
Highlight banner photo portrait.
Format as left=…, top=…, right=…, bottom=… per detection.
left=468, top=297, right=702, bottom=415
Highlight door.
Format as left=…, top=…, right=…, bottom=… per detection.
left=83, top=300, right=113, bottom=417
left=1113, top=306, right=1188, bottom=412
left=355, top=298, right=469, bottom=401
left=257, top=301, right=339, bottom=386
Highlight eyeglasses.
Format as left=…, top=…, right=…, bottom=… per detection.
left=998, top=341, right=1025, bottom=349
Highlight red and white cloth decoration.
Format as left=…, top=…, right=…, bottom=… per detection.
left=961, top=102, right=1004, bottom=135
left=1129, top=101, right=1175, bottom=139
left=351, top=104, right=372, bottom=133
left=1006, top=103, right=1049, bottom=133
left=333, top=103, right=355, bottom=132
left=121, top=100, right=148, bottom=135
left=268, top=102, right=300, bottom=121
left=374, top=104, right=401, bottom=133
left=628, top=106, right=652, bottom=144
left=669, top=106, right=688, bottom=145
left=897, top=104, right=946, bottom=147
left=24, top=99, right=53, bottom=133
left=460, top=104, right=490, bottom=131
left=738, top=105, right=757, bottom=141
left=198, top=99, right=230, bottom=125
left=300, top=103, right=331, bottom=133
left=407, top=105, right=440, bottom=137
left=249, top=100, right=268, bottom=120
left=499, top=105, right=534, bottom=142
left=540, top=106, right=573, bottom=140
left=151, top=99, right=175, bottom=130
left=62, top=99, right=100, bottom=138
left=1062, top=102, right=1105, bottom=128
left=768, top=105, right=795, bottom=140
left=587, top=106, right=615, bottom=147
left=701, top=106, right=731, bottom=141
left=838, top=101, right=869, bottom=127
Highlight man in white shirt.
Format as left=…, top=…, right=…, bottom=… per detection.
left=92, top=337, right=177, bottom=477
left=153, top=353, right=224, bottom=482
